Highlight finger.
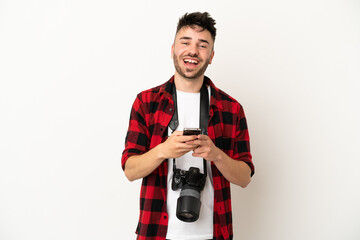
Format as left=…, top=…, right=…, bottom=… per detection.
left=196, top=134, right=209, bottom=140
left=178, top=142, right=199, bottom=151
left=192, top=152, right=205, bottom=158
left=171, top=131, right=183, bottom=136
left=169, top=134, right=196, bottom=144
left=185, top=141, right=200, bottom=148
left=193, top=146, right=206, bottom=154
left=184, top=137, right=200, bottom=143
left=178, top=135, right=198, bottom=142
left=190, top=138, right=212, bottom=147
left=189, top=139, right=205, bottom=146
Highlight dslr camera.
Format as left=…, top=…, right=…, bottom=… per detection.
left=171, top=128, right=207, bottom=222
left=172, top=167, right=206, bottom=222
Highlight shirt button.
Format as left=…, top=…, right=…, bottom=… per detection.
left=169, top=108, right=173, bottom=112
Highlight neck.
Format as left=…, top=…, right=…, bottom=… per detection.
left=174, top=73, right=204, bottom=93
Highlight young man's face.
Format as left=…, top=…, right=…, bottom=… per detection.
left=172, top=25, right=215, bottom=80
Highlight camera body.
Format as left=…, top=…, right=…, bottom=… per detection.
left=172, top=167, right=206, bottom=222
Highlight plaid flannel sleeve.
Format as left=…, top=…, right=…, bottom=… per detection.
left=121, top=93, right=150, bottom=170
left=234, top=104, right=255, bottom=176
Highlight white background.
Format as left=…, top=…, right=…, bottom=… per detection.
left=1, top=0, right=359, bottom=239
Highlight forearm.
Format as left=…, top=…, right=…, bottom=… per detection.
left=124, top=144, right=166, bottom=182
left=124, top=131, right=200, bottom=182
left=213, top=150, right=252, bottom=188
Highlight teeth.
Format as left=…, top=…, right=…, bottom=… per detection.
left=184, top=59, right=198, bottom=64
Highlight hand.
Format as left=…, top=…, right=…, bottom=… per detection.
left=159, top=131, right=199, bottom=159
left=191, top=135, right=223, bottom=162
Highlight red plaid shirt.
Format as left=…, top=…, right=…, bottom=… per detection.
left=122, top=76, right=254, bottom=240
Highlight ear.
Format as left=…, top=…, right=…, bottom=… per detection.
left=208, top=50, right=215, bottom=64
left=171, top=44, right=174, bottom=59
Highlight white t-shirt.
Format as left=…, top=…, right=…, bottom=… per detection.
left=166, top=88, right=214, bottom=240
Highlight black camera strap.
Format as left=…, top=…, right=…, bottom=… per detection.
left=168, top=80, right=209, bottom=180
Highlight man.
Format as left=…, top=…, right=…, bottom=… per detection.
left=122, top=12, right=254, bottom=240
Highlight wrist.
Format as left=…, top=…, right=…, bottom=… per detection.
left=155, top=142, right=167, bottom=161
left=212, top=147, right=224, bottom=163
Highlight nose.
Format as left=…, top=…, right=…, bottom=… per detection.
left=187, top=43, right=199, bottom=57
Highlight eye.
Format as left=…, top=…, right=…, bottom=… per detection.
left=199, top=44, right=207, bottom=49
left=181, top=42, right=189, bottom=45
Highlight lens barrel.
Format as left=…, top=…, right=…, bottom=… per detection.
left=176, top=185, right=201, bottom=222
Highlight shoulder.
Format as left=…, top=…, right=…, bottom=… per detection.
left=206, top=76, right=243, bottom=107
left=136, top=82, right=163, bottom=101
left=134, top=80, right=171, bottom=105
left=216, top=88, right=239, bottom=104
left=211, top=83, right=244, bottom=113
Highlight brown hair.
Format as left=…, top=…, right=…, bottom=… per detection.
left=176, top=12, right=217, bottom=42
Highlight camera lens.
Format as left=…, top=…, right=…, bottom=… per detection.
left=176, top=184, right=201, bottom=222
left=180, top=212, right=194, bottom=219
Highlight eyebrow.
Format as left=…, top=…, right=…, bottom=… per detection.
left=179, top=37, right=210, bottom=45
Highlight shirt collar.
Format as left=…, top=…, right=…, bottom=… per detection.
left=159, top=75, right=224, bottom=110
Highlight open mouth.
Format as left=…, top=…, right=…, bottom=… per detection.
left=183, top=58, right=199, bottom=66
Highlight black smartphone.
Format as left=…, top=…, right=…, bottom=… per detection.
left=183, top=128, right=201, bottom=135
